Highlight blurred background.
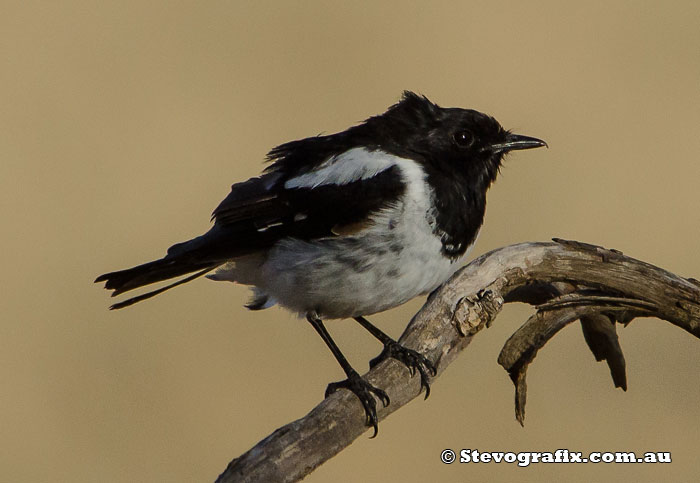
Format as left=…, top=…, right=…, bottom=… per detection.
left=2, top=1, right=699, bottom=481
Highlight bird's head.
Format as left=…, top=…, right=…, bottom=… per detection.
left=370, top=91, right=547, bottom=189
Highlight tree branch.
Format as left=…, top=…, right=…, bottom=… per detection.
left=216, top=239, right=700, bottom=483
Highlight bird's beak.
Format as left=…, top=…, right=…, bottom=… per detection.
left=490, top=133, right=548, bottom=153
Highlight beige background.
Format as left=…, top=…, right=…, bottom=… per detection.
left=3, top=1, right=700, bottom=481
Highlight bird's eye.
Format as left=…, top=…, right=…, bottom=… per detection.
left=453, top=130, right=475, bottom=148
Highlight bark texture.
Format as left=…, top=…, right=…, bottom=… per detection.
left=216, top=239, right=700, bottom=483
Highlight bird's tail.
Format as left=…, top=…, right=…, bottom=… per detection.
left=95, top=234, right=223, bottom=310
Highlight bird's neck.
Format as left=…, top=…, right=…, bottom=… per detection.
left=426, top=170, right=488, bottom=259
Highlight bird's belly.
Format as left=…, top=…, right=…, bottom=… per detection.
left=259, top=222, right=475, bottom=319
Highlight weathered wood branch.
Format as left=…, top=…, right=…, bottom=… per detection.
left=216, top=239, right=700, bottom=483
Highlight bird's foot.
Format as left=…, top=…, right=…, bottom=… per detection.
left=369, top=342, right=437, bottom=399
left=325, top=370, right=389, bottom=437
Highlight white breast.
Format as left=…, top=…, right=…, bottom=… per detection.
left=257, top=156, right=476, bottom=319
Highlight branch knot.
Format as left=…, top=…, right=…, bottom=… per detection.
left=452, top=287, right=504, bottom=336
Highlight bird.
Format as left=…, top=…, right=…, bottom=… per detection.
left=95, top=91, right=547, bottom=436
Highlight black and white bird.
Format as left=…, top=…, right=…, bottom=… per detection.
left=96, top=91, right=546, bottom=435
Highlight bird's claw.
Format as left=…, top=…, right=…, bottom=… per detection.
left=370, top=342, right=437, bottom=399
left=325, top=370, right=389, bottom=437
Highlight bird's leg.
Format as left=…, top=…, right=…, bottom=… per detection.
left=306, top=313, right=389, bottom=437
left=353, top=316, right=437, bottom=399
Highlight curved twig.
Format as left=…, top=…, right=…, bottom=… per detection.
left=216, top=239, right=700, bottom=483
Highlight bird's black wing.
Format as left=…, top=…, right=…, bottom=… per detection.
left=206, top=162, right=405, bottom=258
left=96, top=158, right=405, bottom=306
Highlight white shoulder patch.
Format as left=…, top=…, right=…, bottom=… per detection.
left=284, top=147, right=398, bottom=189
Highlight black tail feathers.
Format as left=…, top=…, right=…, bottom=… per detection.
left=95, top=255, right=219, bottom=310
